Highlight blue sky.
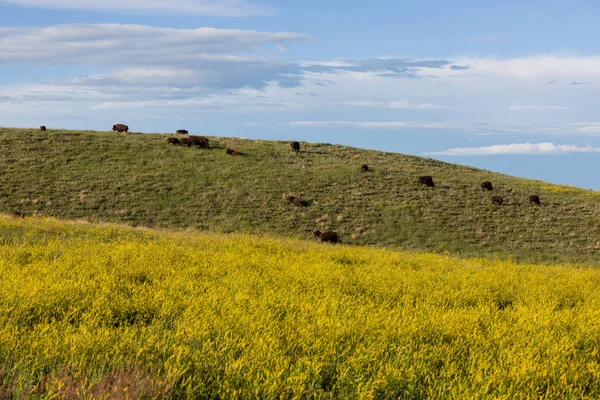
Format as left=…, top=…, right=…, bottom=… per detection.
left=2, top=1, right=600, bottom=189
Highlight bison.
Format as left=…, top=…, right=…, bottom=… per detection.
left=226, top=148, right=242, bottom=156
left=481, top=181, right=493, bottom=191
left=39, top=126, right=47, bottom=132
left=189, top=135, right=209, bottom=149
left=112, top=124, right=129, bottom=133
left=360, top=165, right=369, bottom=173
left=313, top=231, right=341, bottom=244
left=286, top=195, right=304, bottom=207
left=176, top=130, right=188, bottom=135
left=312, top=230, right=322, bottom=239
left=491, top=196, right=504, bottom=206
left=418, top=176, right=435, bottom=188
left=179, top=137, right=192, bottom=147
left=290, top=141, right=300, bottom=153
left=167, top=137, right=180, bottom=145
left=529, top=195, right=541, bottom=205
left=13, top=211, right=25, bottom=218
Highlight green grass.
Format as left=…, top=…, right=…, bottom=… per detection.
left=4, top=216, right=600, bottom=398
left=1, top=127, right=600, bottom=264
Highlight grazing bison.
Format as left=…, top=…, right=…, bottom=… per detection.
left=313, top=231, right=341, bottom=244
left=167, top=137, right=180, bottom=145
left=286, top=195, right=304, bottom=207
left=418, top=176, right=435, bottom=188
left=13, top=211, right=25, bottom=218
left=290, top=141, right=300, bottom=153
left=176, top=130, right=188, bottom=135
left=179, top=138, right=192, bottom=147
left=360, top=165, right=369, bottom=173
left=112, top=124, right=129, bottom=133
left=226, top=148, right=241, bottom=156
left=481, top=181, right=493, bottom=191
left=491, top=196, right=504, bottom=206
left=39, top=126, right=47, bottom=132
left=190, top=135, right=209, bottom=149
left=529, top=195, right=541, bottom=205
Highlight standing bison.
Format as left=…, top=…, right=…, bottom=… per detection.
left=39, top=126, right=47, bottom=132
left=112, top=124, right=129, bottom=133
left=190, top=135, right=209, bottom=149
left=418, top=176, right=435, bottom=188
left=529, top=195, right=541, bottom=205
left=481, top=181, right=493, bottom=191
left=179, top=138, right=192, bottom=147
left=176, top=130, right=188, bottom=135
left=290, top=141, right=300, bottom=153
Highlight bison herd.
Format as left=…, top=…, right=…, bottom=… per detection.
left=30, top=124, right=546, bottom=244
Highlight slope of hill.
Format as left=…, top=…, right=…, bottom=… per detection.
left=2, top=215, right=600, bottom=398
left=1, top=127, right=599, bottom=263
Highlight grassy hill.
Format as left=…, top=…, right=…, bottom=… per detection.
left=2, top=215, right=600, bottom=398
left=1, top=127, right=600, bottom=263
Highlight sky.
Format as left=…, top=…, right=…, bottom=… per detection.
left=2, top=0, right=600, bottom=188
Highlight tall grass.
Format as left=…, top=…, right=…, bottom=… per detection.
left=2, top=215, right=600, bottom=398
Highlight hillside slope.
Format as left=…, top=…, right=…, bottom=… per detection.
left=1, top=127, right=600, bottom=263
left=2, top=216, right=600, bottom=398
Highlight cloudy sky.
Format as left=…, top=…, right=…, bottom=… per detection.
left=2, top=1, right=600, bottom=188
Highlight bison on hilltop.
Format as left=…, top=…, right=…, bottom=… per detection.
left=179, top=138, right=192, bottom=147
left=313, top=231, right=341, bottom=244
left=167, top=137, right=180, bottom=145
left=360, top=165, right=369, bottom=173
left=290, top=141, right=300, bottom=153
left=112, top=124, right=129, bottom=133
left=492, top=196, right=504, bottom=206
left=39, top=126, right=47, bottom=132
left=529, top=195, right=541, bottom=205
left=176, top=130, right=188, bottom=135
left=418, top=176, right=435, bottom=188
left=226, top=148, right=242, bottom=156
left=190, top=135, right=209, bottom=149
left=286, top=195, right=304, bottom=207
left=481, top=181, right=493, bottom=191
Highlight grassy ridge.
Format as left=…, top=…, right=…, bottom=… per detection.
left=1, top=127, right=600, bottom=263
left=2, top=216, right=600, bottom=398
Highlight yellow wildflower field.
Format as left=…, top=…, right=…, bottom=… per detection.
left=1, top=215, right=600, bottom=398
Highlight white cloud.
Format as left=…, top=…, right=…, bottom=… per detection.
left=508, top=105, right=570, bottom=111
left=344, top=100, right=446, bottom=110
left=0, top=24, right=310, bottom=64
left=1, top=0, right=273, bottom=16
left=425, top=142, right=600, bottom=156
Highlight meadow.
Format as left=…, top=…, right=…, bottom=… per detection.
left=2, top=215, right=600, bottom=398
left=2, top=127, right=600, bottom=264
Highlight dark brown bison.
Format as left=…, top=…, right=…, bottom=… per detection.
left=286, top=195, right=304, bottom=207
left=481, top=181, right=493, bottom=191
left=176, top=130, right=188, bottom=135
left=226, top=148, right=242, bottom=156
left=112, top=124, right=129, bottom=133
left=312, top=230, right=322, bottom=239
left=290, top=141, right=300, bottom=153
left=190, top=135, right=209, bottom=149
left=39, top=126, right=47, bottom=132
left=529, top=195, right=541, bottom=205
left=418, top=176, right=435, bottom=188
left=360, top=165, right=369, bottom=173
left=491, top=196, right=504, bottom=206
left=179, top=137, right=192, bottom=147
left=313, top=231, right=341, bottom=244
left=13, top=211, right=25, bottom=218
left=167, top=137, right=180, bottom=145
